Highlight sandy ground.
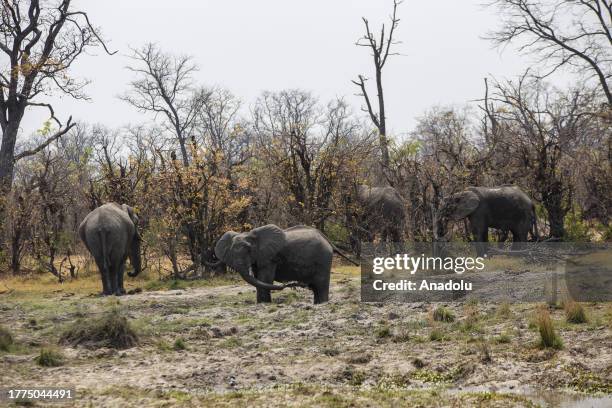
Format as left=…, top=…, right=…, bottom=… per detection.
left=1, top=278, right=611, bottom=407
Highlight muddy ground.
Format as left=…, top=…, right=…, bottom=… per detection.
left=1, top=275, right=611, bottom=407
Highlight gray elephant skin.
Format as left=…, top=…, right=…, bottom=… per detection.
left=351, top=185, right=406, bottom=255
left=79, top=203, right=142, bottom=296
left=435, top=186, right=538, bottom=254
left=212, top=224, right=351, bottom=304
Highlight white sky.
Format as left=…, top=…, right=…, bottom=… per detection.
left=20, top=0, right=537, bottom=139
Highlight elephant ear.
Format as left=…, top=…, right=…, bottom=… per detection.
left=247, top=224, right=287, bottom=264
left=121, top=204, right=139, bottom=226
left=215, top=231, right=238, bottom=263
left=451, top=191, right=480, bottom=220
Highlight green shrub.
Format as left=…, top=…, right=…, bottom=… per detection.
left=432, top=306, right=455, bottom=323
left=173, top=337, right=187, bottom=351
left=564, top=210, right=592, bottom=242
left=0, top=325, right=14, bottom=351
left=536, top=309, right=563, bottom=349
left=565, top=301, right=588, bottom=324
left=375, top=325, right=392, bottom=339
left=35, top=348, right=64, bottom=367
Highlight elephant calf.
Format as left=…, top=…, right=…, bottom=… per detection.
left=79, top=203, right=142, bottom=296
left=210, top=224, right=356, bottom=304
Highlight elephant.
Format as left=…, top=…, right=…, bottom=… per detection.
left=434, top=185, right=538, bottom=255
left=208, top=224, right=357, bottom=304
left=79, top=203, right=142, bottom=296
left=349, top=185, right=406, bottom=257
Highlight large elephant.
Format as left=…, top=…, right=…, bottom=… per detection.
left=209, top=224, right=356, bottom=304
left=79, top=203, right=142, bottom=296
left=434, top=186, right=538, bottom=255
left=350, top=185, right=406, bottom=256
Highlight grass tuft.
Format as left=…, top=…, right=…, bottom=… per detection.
left=375, top=324, right=392, bottom=339
left=564, top=301, right=588, bottom=324
left=35, top=347, right=64, bottom=367
left=494, top=332, right=512, bottom=344
left=496, top=302, right=512, bottom=319
left=429, top=328, right=445, bottom=341
left=432, top=306, right=455, bottom=323
left=173, top=337, right=187, bottom=351
left=60, top=307, right=138, bottom=349
left=0, top=325, right=14, bottom=351
left=536, top=308, right=563, bottom=349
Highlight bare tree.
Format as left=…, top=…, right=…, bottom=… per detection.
left=0, top=0, right=113, bottom=194
left=122, top=43, right=208, bottom=166
left=352, top=0, right=402, bottom=180
left=487, top=0, right=612, bottom=105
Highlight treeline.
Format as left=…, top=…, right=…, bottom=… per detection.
left=1, top=64, right=610, bottom=280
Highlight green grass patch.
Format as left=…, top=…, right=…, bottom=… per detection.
left=432, top=306, right=455, bottom=323
left=35, top=347, right=64, bottom=367
left=173, top=337, right=187, bottom=351
left=0, top=325, right=14, bottom=351
left=375, top=324, right=392, bottom=339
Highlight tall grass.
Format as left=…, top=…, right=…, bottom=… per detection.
left=564, top=301, right=588, bottom=324
left=536, top=309, right=563, bottom=349
left=432, top=306, right=455, bottom=323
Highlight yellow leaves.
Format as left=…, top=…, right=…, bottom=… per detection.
left=37, top=120, right=53, bottom=136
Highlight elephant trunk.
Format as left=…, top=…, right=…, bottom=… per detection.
left=233, top=264, right=287, bottom=291
left=127, top=234, right=142, bottom=277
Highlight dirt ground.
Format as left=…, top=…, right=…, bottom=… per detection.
left=1, top=273, right=611, bottom=407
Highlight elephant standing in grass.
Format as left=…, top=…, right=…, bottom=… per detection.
left=434, top=186, right=538, bottom=255
left=209, top=224, right=357, bottom=304
left=79, top=203, right=142, bottom=296
left=350, top=185, right=406, bottom=257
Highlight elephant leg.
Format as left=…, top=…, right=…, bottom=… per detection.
left=117, top=263, right=126, bottom=295
left=255, top=264, right=276, bottom=304
left=110, top=263, right=121, bottom=296
left=510, top=227, right=528, bottom=251
left=310, top=283, right=329, bottom=304
left=390, top=227, right=403, bottom=255
left=94, top=256, right=112, bottom=296
left=256, top=288, right=272, bottom=303
left=471, top=223, right=489, bottom=257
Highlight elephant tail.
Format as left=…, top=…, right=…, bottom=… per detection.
left=333, top=247, right=360, bottom=266
left=317, top=230, right=359, bottom=266
left=98, top=228, right=111, bottom=276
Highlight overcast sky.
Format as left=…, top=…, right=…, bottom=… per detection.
left=21, top=0, right=537, bottom=139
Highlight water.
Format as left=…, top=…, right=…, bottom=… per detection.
left=450, top=385, right=612, bottom=408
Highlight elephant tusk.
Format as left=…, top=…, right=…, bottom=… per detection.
left=248, top=265, right=255, bottom=277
